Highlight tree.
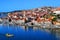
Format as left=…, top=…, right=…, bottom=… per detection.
left=52, top=17, right=57, bottom=21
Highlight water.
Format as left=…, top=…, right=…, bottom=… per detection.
left=0, top=24, right=60, bottom=40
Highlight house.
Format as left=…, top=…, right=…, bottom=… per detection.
left=53, top=7, right=60, bottom=15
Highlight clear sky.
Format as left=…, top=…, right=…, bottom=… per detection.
left=0, top=0, right=60, bottom=12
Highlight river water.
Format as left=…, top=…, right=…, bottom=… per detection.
left=0, top=24, right=60, bottom=40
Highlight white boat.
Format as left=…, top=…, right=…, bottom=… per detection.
left=5, top=33, right=14, bottom=37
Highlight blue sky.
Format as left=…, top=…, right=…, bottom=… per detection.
left=0, top=0, right=60, bottom=12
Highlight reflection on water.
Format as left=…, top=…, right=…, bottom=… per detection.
left=0, top=24, right=60, bottom=40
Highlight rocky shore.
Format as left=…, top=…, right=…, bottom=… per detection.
left=0, top=7, right=60, bottom=28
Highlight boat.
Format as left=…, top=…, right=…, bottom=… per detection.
left=5, top=33, right=14, bottom=37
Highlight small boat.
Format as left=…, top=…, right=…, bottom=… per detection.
left=5, top=33, right=14, bottom=37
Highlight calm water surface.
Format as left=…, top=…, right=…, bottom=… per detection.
left=0, top=24, right=60, bottom=40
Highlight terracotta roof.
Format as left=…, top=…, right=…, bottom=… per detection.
left=56, top=7, right=60, bottom=11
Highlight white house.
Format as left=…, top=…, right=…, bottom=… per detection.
left=53, top=11, right=60, bottom=15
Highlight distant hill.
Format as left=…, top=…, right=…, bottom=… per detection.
left=0, top=7, right=59, bottom=18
